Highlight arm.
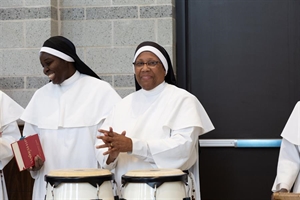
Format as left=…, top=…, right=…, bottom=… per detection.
left=141, top=126, right=199, bottom=169
left=272, top=138, right=300, bottom=192
left=0, top=121, right=21, bottom=168
left=97, top=126, right=199, bottom=170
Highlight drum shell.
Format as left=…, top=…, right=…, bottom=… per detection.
left=122, top=181, right=186, bottom=200
left=273, top=192, right=300, bottom=200
left=45, top=169, right=115, bottom=200
left=121, top=169, right=188, bottom=200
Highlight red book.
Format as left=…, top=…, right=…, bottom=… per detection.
left=11, top=134, right=45, bottom=171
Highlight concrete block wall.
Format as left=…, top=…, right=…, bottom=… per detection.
left=0, top=0, right=175, bottom=109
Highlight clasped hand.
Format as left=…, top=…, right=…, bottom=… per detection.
left=96, top=127, right=132, bottom=163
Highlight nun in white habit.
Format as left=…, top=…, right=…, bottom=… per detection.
left=272, top=101, right=300, bottom=194
left=21, top=36, right=121, bottom=200
left=96, top=41, right=215, bottom=200
left=0, top=91, right=23, bottom=200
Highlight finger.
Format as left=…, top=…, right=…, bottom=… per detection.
left=103, top=149, right=113, bottom=155
left=97, top=136, right=113, bottom=143
left=98, top=129, right=109, bottom=135
left=102, top=147, right=116, bottom=155
left=97, top=135, right=107, bottom=141
left=34, top=156, right=40, bottom=166
left=96, top=144, right=110, bottom=149
left=107, top=127, right=114, bottom=137
left=38, top=157, right=44, bottom=166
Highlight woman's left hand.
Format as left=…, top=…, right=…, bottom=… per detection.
left=28, top=155, right=44, bottom=171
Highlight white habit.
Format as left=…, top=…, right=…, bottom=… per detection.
left=21, top=71, right=121, bottom=200
left=0, top=91, right=24, bottom=200
left=96, top=82, right=214, bottom=199
left=272, top=101, right=300, bottom=192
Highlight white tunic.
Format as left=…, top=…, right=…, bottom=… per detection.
left=0, top=91, right=24, bottom=200
left=96, top=82, right=214, bottom=199
left=21, top=71, right=121, bottom=200
left=272, top=101, right=300, bottom=192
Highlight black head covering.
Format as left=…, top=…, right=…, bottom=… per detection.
left=42, top=36, right=100, bottom=80
left=133, top=41, right=177, bottom=90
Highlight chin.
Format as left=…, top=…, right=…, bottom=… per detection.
left=142, top=86, right=154, bottom=91
left=51, top=81, right=60, bottom=84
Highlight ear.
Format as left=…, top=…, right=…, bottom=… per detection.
left=66, top=62, right=76, bottom=72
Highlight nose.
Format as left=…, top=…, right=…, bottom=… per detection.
left=141, top=64, right=150, bottom=72
left=43, top=66, right=49, bottom=75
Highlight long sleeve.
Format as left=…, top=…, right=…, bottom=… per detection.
left=131, top=126, right=199, bottom=169
left=0, top=121, right=21, bottom=169
left=272, top=138, right=300, bottom=192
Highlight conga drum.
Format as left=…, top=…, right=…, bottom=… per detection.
left=121, top=168, right=190, bottom=200
left=273, top=192, right=300, bottom=200
left=45, top=168, right=116, bottom=200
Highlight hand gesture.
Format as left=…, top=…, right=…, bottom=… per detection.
left=96, top=127, right=131, bottom=164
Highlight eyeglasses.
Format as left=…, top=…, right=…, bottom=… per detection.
left=133, top=61, right=161, bottom=68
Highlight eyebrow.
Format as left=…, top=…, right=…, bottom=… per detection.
left=43, top=57, right=51, bottom=61
left=136, top=59, right=158, bottom=61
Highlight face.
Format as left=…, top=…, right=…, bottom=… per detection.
left=40, top=52, right=76, bottom=85
left=134, top=51, right=166, bottom=90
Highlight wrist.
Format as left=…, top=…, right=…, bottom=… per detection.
left=106, top=155, right=116, bottom=165
left=278, top=188, right=288, bottom=193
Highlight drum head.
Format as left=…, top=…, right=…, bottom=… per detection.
left=122, top=168, right=187, bottom=188
left=45, top=168, right=113, bottom=188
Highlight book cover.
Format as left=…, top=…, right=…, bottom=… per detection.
left=11, top=134, right=45, bottom=171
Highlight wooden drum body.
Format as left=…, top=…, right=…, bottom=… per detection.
left=121, top=169, right=189, bottom=200
left=273, top=192, right=300, bottom=200
left=45, top=168, right=115, bottom=200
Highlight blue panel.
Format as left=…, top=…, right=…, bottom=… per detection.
left=236, top=139, right=282, bottom=148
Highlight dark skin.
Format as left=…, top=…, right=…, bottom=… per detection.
left=28, top=52, right=76, bottom=172
left=96, top=51, right=166, bottom=164
left=134, top=51, right=166, bottom=91
left=40, top=52, right=76, bottom=85
left=96, top=127, right=130, bottom=164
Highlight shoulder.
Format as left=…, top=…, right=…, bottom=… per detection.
left=113, top=90, right=138, bottom=107
left=295, top=101, right=300, bottom=108
left=33, top=82, right=54, bottom=96
left=77, top=74, right=118, bottom=94
left=288, top=101, right=300, bottom=115
left=165, top=84, right=199, bottom=103
left=80, top=74, right=111, bottom=87
left=0, top=90, right=9, bottom=100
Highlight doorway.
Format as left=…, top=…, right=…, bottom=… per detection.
left=176, top=0, right=300, bottom=199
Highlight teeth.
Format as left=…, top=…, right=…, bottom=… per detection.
left=48, top=73, right=55, bottom=80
